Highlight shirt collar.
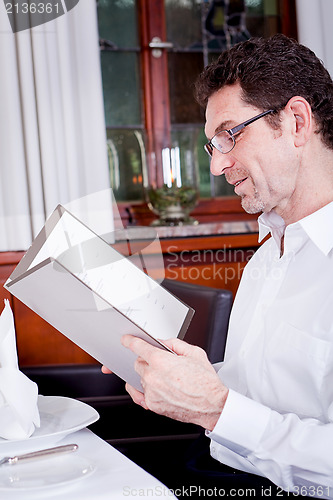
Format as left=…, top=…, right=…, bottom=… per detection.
left=258, top=201, right=333, bottom=256
left=298, top=201, right=333, bottom=256
left=258, top=211, right=285, bottom=249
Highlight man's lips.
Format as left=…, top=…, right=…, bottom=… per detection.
left=233, top=178, right=247, bottom=187
left=225, top=171, right=250, bottom=192
left=225, top=171, right=248, bottom=186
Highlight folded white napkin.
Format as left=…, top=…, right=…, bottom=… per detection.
left=0, top=299, right=40, bottom=440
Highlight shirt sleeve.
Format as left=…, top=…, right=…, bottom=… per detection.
left=207, top=389, right=333, bottom=498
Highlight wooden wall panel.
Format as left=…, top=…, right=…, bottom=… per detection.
left=0, top=252, right=97, bottom=366
left=13, top=298, right=97, bottom=367
left=0, top=264, right=15, bottom=306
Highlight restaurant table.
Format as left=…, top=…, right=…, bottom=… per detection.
left=0, top=428, right=176, bottom=499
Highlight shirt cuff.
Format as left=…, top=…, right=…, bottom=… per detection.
left=207, top=389, right=272, bottom=457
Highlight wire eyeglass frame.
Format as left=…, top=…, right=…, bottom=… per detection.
left=204, top=109, right=275, bottom=157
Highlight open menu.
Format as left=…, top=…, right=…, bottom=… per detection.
left=4, top=206, right=194, bottom=390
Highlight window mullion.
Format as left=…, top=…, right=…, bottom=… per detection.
left=138, top=0, right=171, bottom=188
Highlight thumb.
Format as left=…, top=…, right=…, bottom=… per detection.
left=161, top=337, right=208, bottom=361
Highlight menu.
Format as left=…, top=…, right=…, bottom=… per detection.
left=4, top=206, right=194, bottom=390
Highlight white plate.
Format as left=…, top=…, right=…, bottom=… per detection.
left=0, top=395, right=99, bottom=454
left=0, top=453, right=95, bottom=490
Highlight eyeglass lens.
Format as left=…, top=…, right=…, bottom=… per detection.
left=205, top=131, right=234, bottom=156
left=212, top=131, right=234, bottom=154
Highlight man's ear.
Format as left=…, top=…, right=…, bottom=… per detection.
left=285, top=96, right=313, bottom=147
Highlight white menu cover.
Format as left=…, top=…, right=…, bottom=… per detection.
left=4, top=206, right=194, bottom=390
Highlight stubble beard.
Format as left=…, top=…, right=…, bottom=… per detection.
left=239, top=182, right=266, bottom=215
left=225, top=168, right=266, bottom=215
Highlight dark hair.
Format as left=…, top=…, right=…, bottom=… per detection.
left=195, top=34, right=333, bottom=150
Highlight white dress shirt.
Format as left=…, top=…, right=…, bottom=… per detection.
left=207, top=202, right=333, bottom=498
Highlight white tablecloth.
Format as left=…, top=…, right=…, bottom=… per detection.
left=2, top=429, right=176, bottom=499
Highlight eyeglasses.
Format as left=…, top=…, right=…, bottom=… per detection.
left=204, top=109, right=274, bottom=157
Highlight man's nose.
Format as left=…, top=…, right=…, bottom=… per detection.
left=209, top=150, right=235, bottom=176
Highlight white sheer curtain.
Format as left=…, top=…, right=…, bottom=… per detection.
left=296, top=0, right=333, bottom=77
left=0, top=0, right=110, bottom=251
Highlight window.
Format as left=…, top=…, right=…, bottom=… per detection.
left=97, top=0, right=297, bottom=203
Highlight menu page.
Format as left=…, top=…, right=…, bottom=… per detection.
left=5, top=206, right=194, bottom=387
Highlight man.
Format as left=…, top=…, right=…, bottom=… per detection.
left=108, top=34, right=333, bottom=497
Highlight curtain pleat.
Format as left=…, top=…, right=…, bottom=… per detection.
left=0, top=0, right=109, bottom=251
left=0, top=18, right=32, bottom=250
left=296, top=0, right=333, bottom=77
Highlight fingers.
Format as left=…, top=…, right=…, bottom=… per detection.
left=102, top=359, right=148, bottom=410
left=101, top=365, right=112, bottom=374
left=125, top=383, right=148, bottom=410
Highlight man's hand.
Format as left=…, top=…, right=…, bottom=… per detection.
left=121, top=334, right=229, bottom=432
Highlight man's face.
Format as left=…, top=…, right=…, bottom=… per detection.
left=205, top=83, right=299, bottom=216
